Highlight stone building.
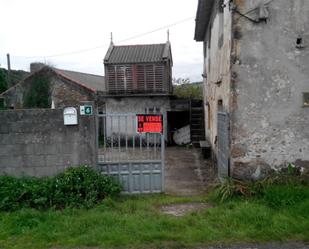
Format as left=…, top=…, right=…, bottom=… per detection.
left=0, top=63, right=104, bottom=109
left=99, top=41, right=173, bottom=139
left=194, top=0, right=309, bottom=178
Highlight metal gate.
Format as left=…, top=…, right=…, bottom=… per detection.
left=96, top=113, right=165, bottom=194
left=217, top=112, right=230, bottom=179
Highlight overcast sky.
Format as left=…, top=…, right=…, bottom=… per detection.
left=0, top=0, right=203, bottom=82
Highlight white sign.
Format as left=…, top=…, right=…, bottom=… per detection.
left=80, top=105, right=93, bottom=115
left=63, top=107, right=78, bottom=125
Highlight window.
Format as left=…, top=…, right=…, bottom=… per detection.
left=303, top=92, right=309, bottom=107
left=218, top=99, right=223, bottom=112
left=207, top=104, right=211, bottom=130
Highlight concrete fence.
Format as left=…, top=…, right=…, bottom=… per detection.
left=0, top=109, right=96, bottom=176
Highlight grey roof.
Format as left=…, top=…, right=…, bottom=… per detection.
left=104, top=42, right=172, bottom=64
left=55, top=68, right=105, bottom=92
left=194, top=0, right=215, bottom=41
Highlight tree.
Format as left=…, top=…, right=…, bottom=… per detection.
left=173, top=82, right=203, bottom=100
left=0, top=68, right=7, bottom=94
left=172, top=77, right=191, bottom=85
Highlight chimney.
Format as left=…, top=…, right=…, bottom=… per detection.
left=6, top=53, right=11, bottom=88
left=30, top=62, right=45, bottom=73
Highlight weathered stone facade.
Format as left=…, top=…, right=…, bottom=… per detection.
left=195, top=0, right=309, bottom=179
left=0, top=67, right=95, bottom=109
left=0, top=109, right=96, bottom=176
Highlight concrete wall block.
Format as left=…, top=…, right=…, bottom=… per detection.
left=0, top=134, right=11, bottom=145
left=58, top=142, right=80, bottom=155
left=0, top=145, right=22, bottom=156
left=0, top=108, right=96, bottom=177
left=43, top=144, right=58, bottom=155
left=0, top=124, right=9, bottom=134
left=23, top=155, right=46, bottom=168
left=22, top=144, right=35, bottom=155
left=33, top=166, right=59, bottom=177
left=62, top=154, right=79, bottom=167
left=45, top=155, right=63, bottom=167
left=33, top=144, right=48, bottom=155
left=0, top=167, right=22, bottom=176
left=9, top=122, right=27, bottom=133
left=7, top=133, right=30, bottom=145
left=0, top=156, right=23, bottom=168
left=48, top=133, right=65, bottom=144
left=20, top=167, right=37, bottom=176
left=62, top=130, right=81, bottom=143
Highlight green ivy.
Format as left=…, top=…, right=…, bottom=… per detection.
left=24, top=74, right=50, bottom=108
left=0, top=68, right=7, bottom=94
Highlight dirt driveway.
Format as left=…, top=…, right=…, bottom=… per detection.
left=164, top=146, right=216, bottom=196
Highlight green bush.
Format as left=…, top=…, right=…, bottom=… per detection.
left=0, top=166, right=121, bottom=211
left=173, top=83, right=203, bottom=100
left=51, top=166, right=121, bottom=208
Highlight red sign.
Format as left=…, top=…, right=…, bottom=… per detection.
left=136, top=114, right=163, bottom=133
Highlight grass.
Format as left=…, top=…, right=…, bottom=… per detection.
left=0, top=192, right=308, bottom=249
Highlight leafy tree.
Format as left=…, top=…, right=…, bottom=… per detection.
left=24, top=74, right=50, bottom=108
left=0, top=68, right=7, bottom=94
left=173, top=82, right=203, bottom=100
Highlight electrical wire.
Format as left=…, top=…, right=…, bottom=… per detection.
left=14, top=16, right=194, bottom=60
left=234, top=0, right=275, bottom=23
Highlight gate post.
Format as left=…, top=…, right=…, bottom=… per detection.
left=161, top=133, right=165, bottom=192
left=95, top=111, right=99, bottom=171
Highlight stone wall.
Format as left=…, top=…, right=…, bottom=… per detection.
left=0, top=109, right=96, bottom=176
left=230, top=0, right=309, bottom=178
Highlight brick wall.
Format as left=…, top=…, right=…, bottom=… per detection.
left=0, top=109, right=96, bottom=176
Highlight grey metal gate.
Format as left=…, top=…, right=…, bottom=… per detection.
left=217, top=112, right=229, bottom=179
left=96, top=113, right=165, bottom=194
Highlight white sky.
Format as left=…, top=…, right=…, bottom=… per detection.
left=0, top=0, right=203, bottom=82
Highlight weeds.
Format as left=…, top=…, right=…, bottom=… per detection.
left=211, top=165, right=309, bottom=206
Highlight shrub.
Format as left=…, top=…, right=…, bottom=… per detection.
left=51, top=166, right=121, bottom=208
left=0, top=166, right=121, bottom=211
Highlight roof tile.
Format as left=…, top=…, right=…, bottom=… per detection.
left=104, top=43, right=171, bottom=64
